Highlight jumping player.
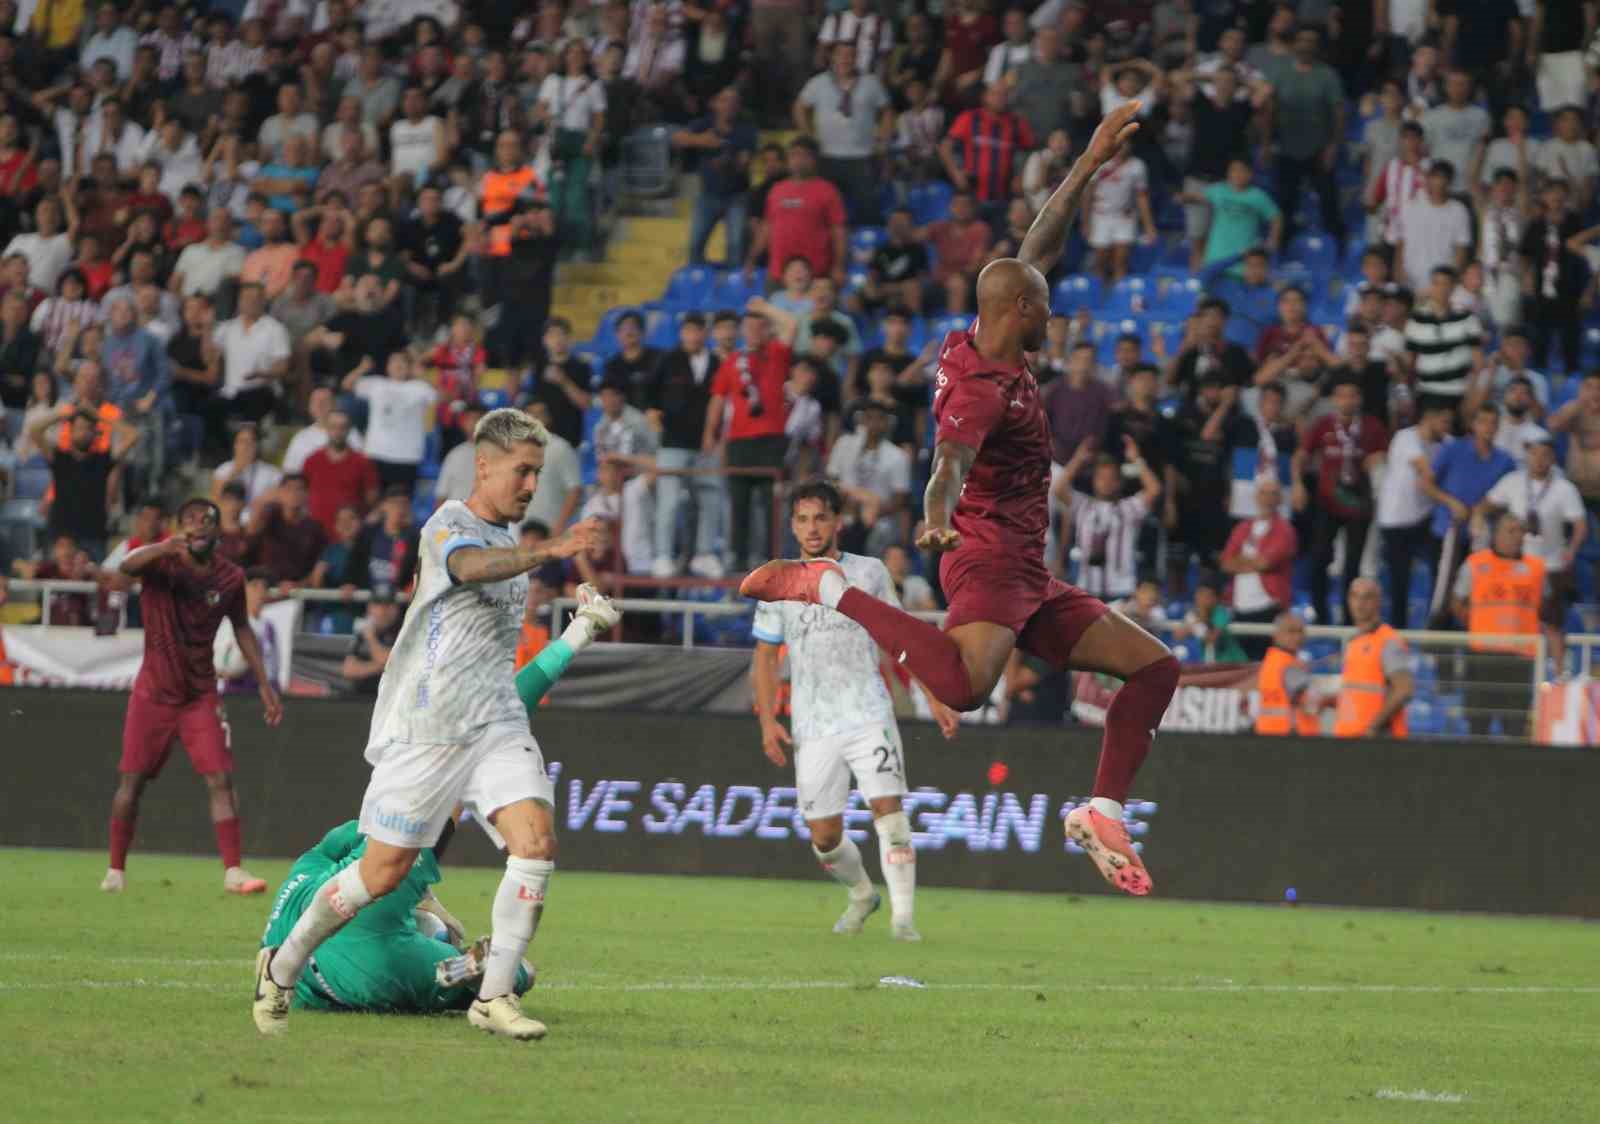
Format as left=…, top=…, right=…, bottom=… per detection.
left=742, top=101, right=1181, bottom=897
left=751, top=480, right=959, bottom=942
left=104, top=498, right=283, bottom=895
left=254, top=408, right=609, bottom=1041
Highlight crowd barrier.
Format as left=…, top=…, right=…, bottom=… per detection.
left=3, top=689, right=1595, bottom=917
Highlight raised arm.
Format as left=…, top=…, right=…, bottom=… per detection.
left=1018, top=101, right=1142, bottom=274
left=119, top=535, right=186, bottom=577
left=446, top=517, right=604, bottom=585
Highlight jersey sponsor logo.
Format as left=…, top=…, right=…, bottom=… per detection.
left=1009, top=397, right=1025, bottom=410
left=947, top=415, right=964, bottom=428
left=415, top=599, right=446, bottom=710
left=206, top=590, right=221, bottom=606
left=516, top=884, right=545, bottom=903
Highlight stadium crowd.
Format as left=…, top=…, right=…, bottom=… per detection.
left=1, top=0, right=1600, bottom=689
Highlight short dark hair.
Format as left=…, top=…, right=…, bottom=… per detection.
left=617, top=310, right=644, bottom=331
left=1260, top=380, right=1286, bottom=399
left=1431, top=264, right=1458, bottom=282
left=810, top=319, right=849, bottom=344
left=1400, top=121, right=1424, bottom=138
left=546, top=316, right=572, bottom=334
left=787, top=135, right=819, bottom=156
left=178, top=497, right=222, bottom=522
left=523, top=519, right=551, bottom=538
left=790, top=477, right=843, bottom=515
left=1428, top=159, right=1455, bottom=180
left=712, top=310, right=739, bottom=326
left=679, top=312, right=706, bottom=329
left=1129, top=362, right=1158, bottom=379
left=1116, top=332, right=1141, bottom=348
left=282, top=472, right=307, bottom=487
left=1199, top=297, right=1231, bottom=317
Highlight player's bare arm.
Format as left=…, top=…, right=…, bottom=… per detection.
left=446, top=517, right=604, bottom=585
left=1017, top=101, right=1142, bottom=275
left=917, top=440, right=977, bottom=553
left=751, top=641, right=791, bottom=766
left=233, top=623, right=283, bottom=726
left=118, top=535, right=190, bottom=577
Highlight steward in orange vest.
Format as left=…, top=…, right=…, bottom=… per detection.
left=1332, top=577, right=1412, bottom=738
left=1255, top=612, right=1320, bottom=735
left=1453, top=513, right=1544, bottom=658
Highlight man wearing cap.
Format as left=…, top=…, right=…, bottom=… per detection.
left=1486, top=435, right=1587, bottom=670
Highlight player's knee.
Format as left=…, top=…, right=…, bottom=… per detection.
left=202, top=771, right=232, bottom=794
left=808, top=820, right=844, bottom=852
left=507, top=832, right=558, bottom=862
left=1137, top=653, right=1181, bottom=698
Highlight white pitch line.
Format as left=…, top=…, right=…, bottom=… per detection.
left=1375, top=1088, right=1468, bottom=1104
left=2, top=978, right=1598, bottom=996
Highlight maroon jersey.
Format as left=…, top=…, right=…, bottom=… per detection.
left=931, top=327, right=1051, bottom=553
left=134, top=552, right=249, bottom=704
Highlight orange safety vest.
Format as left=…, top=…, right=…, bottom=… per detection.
left=1463, top=549, right=1544, bottom=657
left=1334, top=623, right=1409, bottom=739
left=480, top=165, right=542, bottom=257
left=1255, top=646, right=1320, bottom=736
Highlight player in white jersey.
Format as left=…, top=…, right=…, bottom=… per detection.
left=254, top=408, right=609, bottom=1041
left=751, top=480, right=958, bottom=941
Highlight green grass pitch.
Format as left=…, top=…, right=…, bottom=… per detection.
left=0, top=847, right=1594, bottom=1123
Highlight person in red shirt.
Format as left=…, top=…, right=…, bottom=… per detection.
left=75, top=233, right=114, bottom=298
left=293, top=203, right=354, bottom=293
left=301, top=408, right=381, bottom=535
left=744, top=102, right=1179, bottom=899
left=0, top=113, right=38, bottom=198
left=1292, top=376, right=1388, bottom=627
left=941, top=82, right=1035, bottom=211
left=746, top=137, right=848, bottom=285
left=429, top=313, right=486, bottom=434
left=1219, top=475, right=1300, bottom=653
left=104, top=497, right=283, bottom=896
left=937, top=0, right=1000, bottom=104
left=1254, top=284, right=1335, bottom=372
left=923, top=190, right=994, bottom=312
left=704, top=301, right=796, bottom=570
left=249, top=474, right=330, bottom=586
left=163, top=186, right=208, bottom=252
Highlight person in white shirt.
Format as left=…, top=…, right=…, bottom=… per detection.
left=258, top=82, right=321, bottom=163
left=1396, top=161, right=1473, bottom=290
left=1052, top=436, right=1161, bottom=601
left=1480, top=332, right=1550, bottom=412
left=80, top=5, right=139, bottom=80
left=980, top=7, right=1031, bottom=87
left=1534, top=107, right=1599, bottom=212
left=4, top=194, right=77, bottom=294
left=1083, top=149, right=1155, bottom=282
left=826, top=400, right=911, bottom=557
left=817, top=0, right=894, bottom=75
left=210, top=281, right=290, bottom=436
left=750, top=479, right=958, bottom=944
left=1492, top=376, right=1550, bottom=467
left=170, top=209, right=247, bottom=299
left=1376, top=399, right=1455, bottom=626
left=345, top=349, right=439, bottom=495
left=210, top=423, right=284, bottom=512
left=283, top=385, right=365, bottom=472
left=1099, top=57, right=1162, bottom=120
left=79, top=98, right=146, bottom=173
left=1478, top=168, right=1527, bottom=330
left=389, top=85, right=446, bottom=187
left=1485, top=435, right=1587, bottom=667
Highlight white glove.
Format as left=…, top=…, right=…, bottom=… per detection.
left=563, top=583, right=621, bottom=650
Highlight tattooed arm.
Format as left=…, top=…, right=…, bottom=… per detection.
left=916, top=440, right=978, bottom=553
left=1018, top=101, right=1145, bottom=276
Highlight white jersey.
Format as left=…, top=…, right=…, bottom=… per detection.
left=1089, top=155, right=1147, bottom=220
left=365, top=500, right=528, bottom=760
left=751, top=553, right=898, bottom=744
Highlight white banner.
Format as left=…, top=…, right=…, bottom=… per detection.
left=0, top=600, right=300, bottom=690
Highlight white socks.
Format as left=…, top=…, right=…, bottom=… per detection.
left=813, top=837, right=874, bottom=900
left=481, top=856, right=553, bottom=1000
left=1089, top=797, right=1124, bottom=822
left=271, top=863, right=373, bottom=987
left=873, top=812, right=917, bottom=925
left=817, top=567, right=848, bottom=610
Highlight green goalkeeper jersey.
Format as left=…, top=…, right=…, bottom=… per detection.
left=261, top=821, right=526, bottom=1013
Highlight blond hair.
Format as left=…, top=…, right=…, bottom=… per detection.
left=474, top=407, right=549, bottom=451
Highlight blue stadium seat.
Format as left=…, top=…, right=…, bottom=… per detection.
left=661, top=266, right=720, bottom=310
left=907, top=181, right=953, bottom=225
left=646, top=309, right=683, bottom=350
left=925, top=314, right=968, bottom=342
left=1285, top=233, right=1337, bottom=272
left=1053, top=274, right=1103, bottom=313
left=479, top=389, right=510, bottom=410
left=1100, top=277, right=1151, bottom=318
left=850, top=226, right=887, bottom=264
left=1129, top=240, right=1160, bottom=274
left=1151, top=277, right=1201, bottom=319
left=712, top=270, right=762, bottom=310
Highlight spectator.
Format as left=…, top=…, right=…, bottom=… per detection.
left=1224, top=380, right=1297, bottom=518
left=27, top=407, right=138, bottom=561
left=1111, top=576, right=1171, bottom=635
left=348, top=484, right=421, bottom=595
left=1358, top=80, right=1405, bottom=241
left=100, top=293, right=169, bottom=491
left=5, top=195, right=78, bottom=295
left=705, top=302, right=792, bottom=571
left=524, top=317, right=593, bottom=449
left=1084, top=142, right=1156, bottom=283
left=344, top=350, right=438, bottom=495
left=29, top=269, right=97, bottom=369
left=859, top=308, right=929, bottom=433
left=249, top=475, right=328, bottom=587
left=1010, top=27, right=1079, bottom=147
left=923, top=191, right=993, bottom=312
left=1183, top=71, right=1264, bottom=270
left=284, top=385, right=365, bottom=473
left=940, top=83, right=1034, bottom=219
left=0, top=291, right=40, bottom=409
left=1530, top=0, right=1590, bottom=112
left=1294, top=377, right=1388, bottom=626
left=1397, top=161, right=1474, bottom=292
left=1255, top=286, right=1336, bottom=417
left=1328, top=323, right=1397, bottom=429
left=592, top=372, right=659, bottom=575
left=520, top=401, right=584, bottom=536
left=882, top=543, right=935, bottom=612
left=169, top=207, right=245, bottom=301
left=1377, top=399, right=1457, bottom=626
left=1367, top=121, right=1427, bottom=252
left=1172, top=297, right=1254, bottom=398
left=208, top=281, right=289, bottom=442
left=1210, top=248, right=1281, bottom=351
left=828, top=399, right=912, bottom=557
left=1184, top=156, right=1280, bottom=272
left=81, top=5, right=138, bottom=80
left=214, top=568, right=279, bottom=695
left=165, top=293, right=220, bottom=427
left=239, top=210, right=298, bottom=302
left=1522, top=178, right=1586, bottom=375
left=1478, top=168, right=1527, bottom=332
left=1405, top=265, right=1484, bottom=411
left=12, top=533, right=96, bottom=626
left=1041, top=341, right=1114, bottom=569
left=795, top=42, right=892, bottom=225
left=342, top=591, right=403, bottom=694
left=1451, top=512, right=1541, bottom=734
left=622, top=4, right=688, bottom=116
left=11, top=373, right=60, bottom=463
left=432, top=400, right=488, bottom=507
left=1053, top=437, right=1161, bottom=600
left=1535, top=107, right=1599, bottom=212
left=310, top=274, right=409, bottom=394
left=1268, top=27, right=1346, bottom=251
left=1486, top=435, right=1586, bottom=669
left=747, top=137, right=847, bottom=287
left=210, top=423, right=282, bottom=513
left=302, top=408, right=380, bottom=537
left=673, top=87, right=757, bottom=268
left=1423, top=404, right=1517, bottom=626
left=891, top=78, right=948, bottom=192
left=858, top=209, right=931, bottom=315
left=1105, top=361, right=1175, bottom=486
left=318, top=132, right=388, bottom=204
left=980, top=7, right=1033, bottom=89
left=1478, top=105, right=1536, bottom=196
left=1418, top=70, right=1490, bottom=197
left=602, top=310, right=662, bottom=410
left=1021, top=128, right=1073, bottom=215
left=259, top=83, right=319, bottom=163
left=649, top=312, right=724, bottom=579
left=1177, top=578, right=1246, bottom=663
left=1493, top=377, right=1551, bottom=467
left=1548, top=371, right=1600, bottom=519
left=1165, top=372, right=1234, bottom=591
left=793, top=276, right=860, bottom=362
left=1220, top=475, right=1298, bottom=649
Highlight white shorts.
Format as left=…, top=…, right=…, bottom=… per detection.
left=1088, top=214, right=1136, bottom=249
left=359, top=721, right=554, bottom=851
left=795, top=723, right=907, bottom=821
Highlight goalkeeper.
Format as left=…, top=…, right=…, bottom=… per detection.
left=258, top=584, right=619, bottom=1014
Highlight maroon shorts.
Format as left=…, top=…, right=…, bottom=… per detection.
left=119, top=691, right=234, bottom=777
left=941, top=548, right=1109, bottom=671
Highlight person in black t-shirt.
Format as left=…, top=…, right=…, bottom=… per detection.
left=341, top=591, right=404, bottom=695
left=29, top=408, right=140, bottom=561
left=601, top=310, right=663, bottom=411
left=856, top=305, right=930, bottom=433
left=1170, top=297, right=1254, bottom=400
left=347, top=485, right=421, bottom=594
left=857, top=208, right=931, bottom=314
left=1164, top=371, right=1234, bottom=592
left=648, top=313, right=726, bottom=576
left=399, top=184, right=467, bottom=329
left=308, top=277, right=410, bottom=391
left=520, top=316, right=593, bottom=448
left=1523, top=178, right=1588, bottom=374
